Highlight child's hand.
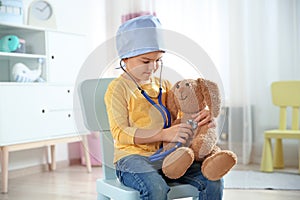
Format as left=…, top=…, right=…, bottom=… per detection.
left=162, top=123, right=193, bottom=144
left=191, top=109, right=216, bottom=128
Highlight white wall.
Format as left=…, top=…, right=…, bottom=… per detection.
left=5, top=0, right=106, bottom=172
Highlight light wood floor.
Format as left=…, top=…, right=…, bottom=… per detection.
left=1, top=164, right=300, bottom=200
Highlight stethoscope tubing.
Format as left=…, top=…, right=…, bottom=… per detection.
left=119, top=60, right=171, bottom=128
left=141, top=90, right=171, bottom=128
left=148, top=142, right=182, bottom=162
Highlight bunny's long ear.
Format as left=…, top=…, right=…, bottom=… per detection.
left=197, top=78, right=221, bottom=117
left=166, top=81, right=180, bottom=122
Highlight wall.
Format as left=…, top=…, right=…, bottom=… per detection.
left=3, top=0, right=106, bottom=172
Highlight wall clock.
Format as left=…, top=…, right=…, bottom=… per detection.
left=28, top=0, right=56, bottom=29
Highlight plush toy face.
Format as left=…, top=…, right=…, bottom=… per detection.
left=171, top=79, right=204, bottom=113
left=167, top=78, right=221, bottom=121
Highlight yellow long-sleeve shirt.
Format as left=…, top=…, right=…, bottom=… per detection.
left=104, top=75, right=172, bottom=163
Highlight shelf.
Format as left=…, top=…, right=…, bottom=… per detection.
left=0, top=82, right=47, bottom=86
left=0, top=52, right=46, bottom=59
left=0, top=82, right=73, bottom=86
left=0, top=22, right=46, bottom=32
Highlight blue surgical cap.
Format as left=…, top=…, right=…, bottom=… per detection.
left=116, top=15, right=165, bottom=59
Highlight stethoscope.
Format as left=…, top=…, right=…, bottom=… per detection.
left=119, top=60, right=171, bottom=129
left=119, top=60, right=184, bottom=161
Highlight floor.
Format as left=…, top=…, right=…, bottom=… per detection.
left=1, top=164, right=300, bottom=200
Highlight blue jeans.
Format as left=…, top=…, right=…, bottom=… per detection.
left=116, top=155, right=224, bottom=200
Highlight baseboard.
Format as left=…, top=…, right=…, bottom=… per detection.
left=8, top=160, right=71, bottom=179
left=69, top=158, right=81, bottom=165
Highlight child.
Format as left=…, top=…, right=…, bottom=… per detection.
left=104, top=15, right=223, bottom=200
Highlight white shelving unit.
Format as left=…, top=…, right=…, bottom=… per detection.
left=0, top=23, right=91, bottom=193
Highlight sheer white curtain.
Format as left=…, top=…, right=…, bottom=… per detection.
left=154, top=0, right=300, bottom=165
left=226, top=0, right=300, bottom=165
left=106, top=0, right=300, bottom=165
left=120, top=0, right=156, bottom=22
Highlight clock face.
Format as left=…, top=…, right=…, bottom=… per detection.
left=31, top=1, right=53, bottom=20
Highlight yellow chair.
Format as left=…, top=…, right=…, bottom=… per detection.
left=260, top=80, right=300, bottom=173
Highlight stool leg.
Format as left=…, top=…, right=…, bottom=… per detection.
left=273, top=139, right=284, bottom=169
left=81, top=135, right=92, bottom=173
left=260, top=137, right=273, bottom=172
left=1, top=147, right=9, bottom=193
left=50, top=145, right=56, bottom=171
left=298, top=140, right=300, bottom=173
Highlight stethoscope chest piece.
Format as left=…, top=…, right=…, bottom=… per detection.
left=187, top=119, right=198, bottom=130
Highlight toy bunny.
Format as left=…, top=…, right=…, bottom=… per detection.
left=162, top=78, right=237, bottom=180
